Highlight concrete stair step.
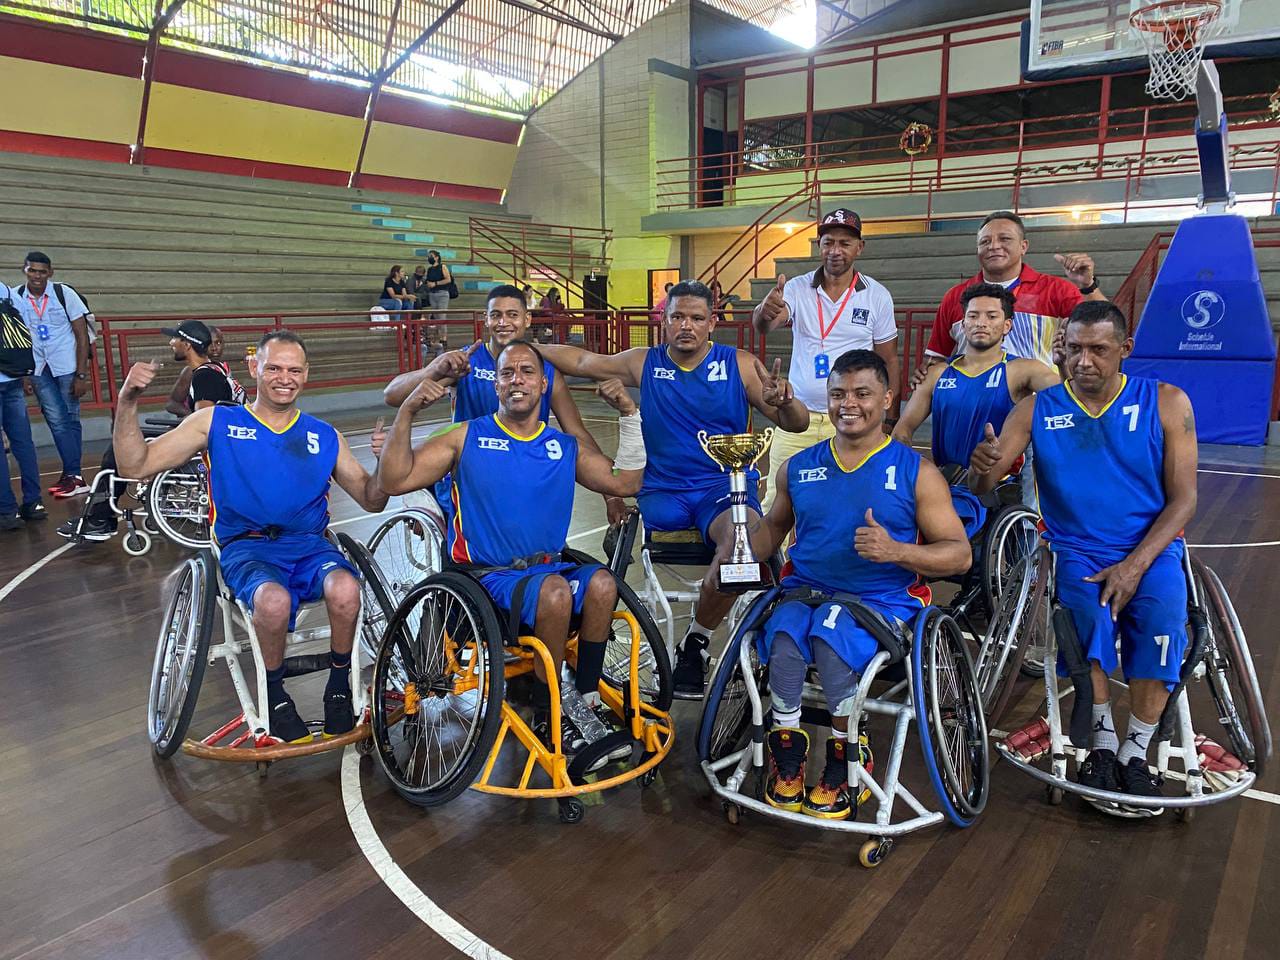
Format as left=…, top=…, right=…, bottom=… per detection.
left=372, top=217, right=414, bottom=228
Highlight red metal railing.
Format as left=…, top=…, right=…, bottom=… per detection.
left=468, top=216, right=613, bottom=309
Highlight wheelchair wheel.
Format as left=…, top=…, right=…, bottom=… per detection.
left=147, top=551, right=217, bottom=757
left=913, top=608, right=989, bottom=826
left=371, top=571, right=505, bottom=807
left=336, top=532, right=399, bottom=666
left=975, top=548, right=1049, bottom=722
left=367, top=508, right=444, bottom=608
left=980, top=504, right=1039, bottom=611
left=1194, top=559, right=1271, bottom=777
left=697, top=588, right=778, bottom=764
left=147, top=459, right=212, bottom=549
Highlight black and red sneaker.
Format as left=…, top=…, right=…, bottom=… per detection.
left=765, top=727, right=809, bottom=812
left=49, top=475, right=88, bottom=498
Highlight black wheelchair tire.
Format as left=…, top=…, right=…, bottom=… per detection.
left=148, top=550, right=216, bottom=758
left=371, top=572, right=506, bottom=808
left=336, top=532, right=399, bottom=666
left=696, top=587, right=779, bottom=764
left=980, top=504, right=1040, bottom=614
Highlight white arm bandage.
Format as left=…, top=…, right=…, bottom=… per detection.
left=612, top=411, right=646, bottom=472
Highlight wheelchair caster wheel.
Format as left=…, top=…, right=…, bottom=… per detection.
left=1046, top=785, right=1064, bottom=806
left=558, top=798, right=585, bottom=824
left=355, top=736, right=374, bottom=757
left=1176, top=806, right=1196, bottom=823
left=722, top=801, right=742, bottom=825
left=122, top=530, right=152, bottom=556
left=142, top=514, right=161, bottom=536
left=858, top=839, right=892, bottom=869
left=256, top=761, right=271, bottom=779
left=638, top=768, right=657, bottom=790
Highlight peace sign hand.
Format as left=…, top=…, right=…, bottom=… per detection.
left=760, top=357, right=793, bottom=408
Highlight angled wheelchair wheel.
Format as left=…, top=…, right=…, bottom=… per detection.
left=371, top=571, right=505, bottom=808
left=697, top=587, right=778, bottom=764
left=976, top=547, right=1049, bottom=722
left=914, top=608, right=989, bottom=826
left=147, top=551, right=217, bottom=757
left=147, top=459, right=212, bottom=549
left=1194, top=559, right=1271, bottom=777
left=603, top=579, right=674, bottom=714
left=336, top=532, right=399, bottom=666
left=980, top=505, right=1039, bottom=612
left=367, top=508, right=444, bottom=609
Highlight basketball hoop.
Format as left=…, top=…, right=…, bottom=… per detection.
left=1130, top=1, right=1225, bottom=101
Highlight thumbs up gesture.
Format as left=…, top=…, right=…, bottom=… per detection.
left=120, top=360, right=163, bottom=402
left=854, top=507, right=900, bottom=564
left=969, top=422, right=1002, bottom=477
left=759, top=356, right=793, bottom=407
left=757, top=274, right=789, bottom=325
left=370, top=416, right=386, bottom=458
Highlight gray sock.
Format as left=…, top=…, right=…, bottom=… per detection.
left=1090, top=701, right=1119, bottom=752
left=1118, top=715, right=1158, bottom=765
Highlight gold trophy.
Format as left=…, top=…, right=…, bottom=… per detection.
left=697, top=428, right=775, bottom=592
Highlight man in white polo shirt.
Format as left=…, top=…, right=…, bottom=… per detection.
left=752, top=209, right=898, bottom=503
left=10, top=251, right=92, bottom=497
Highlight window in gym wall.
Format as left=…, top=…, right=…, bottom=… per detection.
left=945, top=80, right=1102, bottom=155
left=812, top=100, right=940, bottom=167
left=741, top=117, right=808, bottom=171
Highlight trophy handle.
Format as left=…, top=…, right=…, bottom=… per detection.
left=697, top=430, right=727, bottom=472
left=748, top=427, right=776, bottom=470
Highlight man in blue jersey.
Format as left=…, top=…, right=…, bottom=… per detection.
left=539, top=280, right=811, bottom=697
left=112, top=331, right=390, bottom=744
left=893, top=282, right=1059, bottom=533
left=377, top=341, right=646, bottom=762
left=758, top=349, right=970, bottom=818
left=382, top=284, right=628, bottom=526
left=970, top=301, right=1198, bottom=806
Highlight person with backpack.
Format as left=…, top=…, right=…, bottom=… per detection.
left=10, top=252, right=92, bottom=498
left=0, top=295, right=45, bottom=530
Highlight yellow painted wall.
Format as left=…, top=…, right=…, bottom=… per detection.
left=363, top=121, right=518, bottom=190
left=609, top=235, right=679, bottom=308
left=0, top=55, right=139, bottom=144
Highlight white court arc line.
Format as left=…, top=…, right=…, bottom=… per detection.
left=341, top=748, right=513, bottom=960
left=1188, top=541, right=1280, bottom=549
left=0, top=542, right=74, bottom=605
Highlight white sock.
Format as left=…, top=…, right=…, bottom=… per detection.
left=1118, top=715, right=1158, bottom=765
left=772, top=704, right=801, bottom=729
left=1090, top=701, right=1119, bottom=753
left=682, top=618, right=714, bottom=655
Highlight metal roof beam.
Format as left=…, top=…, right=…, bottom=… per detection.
left=378, top=0, right=472, bottom=81
left=494, top=0, right=620, bottom=42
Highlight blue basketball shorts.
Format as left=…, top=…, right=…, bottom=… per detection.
left=758, top=589, right=924, bottom=675
left=479, top=561, right=605, bottom=632
left=218, top=532, right=358, bottom=630
left=638, top=479, right=762, bottom=547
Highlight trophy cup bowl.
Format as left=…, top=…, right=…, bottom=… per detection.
left=697, top=428, right=775, bottom=592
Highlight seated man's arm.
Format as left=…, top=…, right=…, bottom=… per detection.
left=332, top=432, right=390, bottom=514
left=892, top=362, right=941, bottom=445
left=165, top=368, right=192, bottom=417
left=967, top=395, right=1034, bottom=494
left=1010, top=358, right=1060, bottom=401
left=539, top=343, right=645, bottom=387
left=382, top=339, right=481, bottom=407
left=760, top=459, right=796, bottom=557
left=741, top=353, right=810, bottom=432
left=375, top=379, right=462, bottom=495
left=113, top=362, right=212, bottom=479
left=574, top=409, right=646, bottom=498
left=551, top=373, right=635, bottom=524
left=1086, top=385, right=1198, bottom=620
left=854, top=460, right=970, bottom=578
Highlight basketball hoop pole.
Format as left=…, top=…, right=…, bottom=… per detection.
left=1194, top=59, right=1234, bottom=211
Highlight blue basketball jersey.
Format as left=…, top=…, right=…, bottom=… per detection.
left=640, top=342, right=752, bottom=494
left=452, top=343, right=554, bottom=423
left=1032, top=376, right=1166, bottom=557
left=785, top=437, right=925, bottom=602
left=206, top=404, right=339, bottom=543
left=931, top=353, right=1017, bottom=469
left=449, top=414, right=577, bottom=566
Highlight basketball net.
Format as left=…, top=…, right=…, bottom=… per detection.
left=1130, top=1, right=1225, bottom=101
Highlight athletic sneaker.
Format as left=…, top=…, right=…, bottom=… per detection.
left=1117, top=756, right=1165, bottom=802
left=57, top=516, right=116, bottom=542
left=323, top=691, right=356, bottom=738
left=765, top=727, right=809, bottom=811
left=673, top=633, right=709, bottom=698
left=561, top=686, right=630, bottom=766
left=1077, top=748, right=1121, bottom=792
left=0, top=514, right=20, bottom=533
left=19, top=501, right=47, bottom=523
left=269, top=697, right=312, bottom=744
left=49, top=475, right=88, bottom=498
left=532, top=707, right=606, bottom=773
left=803, top=737, right=854, bottom=820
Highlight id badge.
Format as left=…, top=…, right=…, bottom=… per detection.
left=36, top=323, right=50, bottom=342
left=813, top=352, right=830, bottom=379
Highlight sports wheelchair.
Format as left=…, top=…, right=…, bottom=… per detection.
left=66, top=416, right=212, bottom=556
left=364, top=549, right=675, bottom=823
left=146, top=534, right=383, bottom=772
left=996, top=544, right=1271, bottom=818
left=698, top=586, right=989, bottom=867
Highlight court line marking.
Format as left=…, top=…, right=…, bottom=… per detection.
left=1186, top=541, right=1280, bottom=549
left=0, top=542, right=74, bottom=605
left=341, top=747, right=513, bottom=960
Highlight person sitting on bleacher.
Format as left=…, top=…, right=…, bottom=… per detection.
left=759, top=349, right=970, bottom=818
left=538, top=279, right=811, bottom=697
left=59, top=320, right=243, bottom=542
left=112, top=330, right=389, bottom=743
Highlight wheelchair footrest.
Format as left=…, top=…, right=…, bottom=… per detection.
left=282, top=653, right=331, bottom=678
left=1003, top=717, right=1051, bottom=762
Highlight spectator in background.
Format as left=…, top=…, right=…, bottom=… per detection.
left=0, top=296, right=44, bottom=530
left=422, top=251, right=452, bottom=319
left=539, top=286, right=565, bottom=314
left=378, top=265, right=416, bottom=317
left=408, top=264, right=429, bottom=316
left=166, top=324, right=246, bottom=416
left=10, top=251, right=91, bottom=498
left=649, top=281, right=674, bottom=324
left=523, top=284, right=537, bottom=310
left=709, top=277, right=727, bottom=323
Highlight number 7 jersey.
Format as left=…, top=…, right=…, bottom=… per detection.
left=1031, top=376, right=1166, bottom=558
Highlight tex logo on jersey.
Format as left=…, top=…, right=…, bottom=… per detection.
left=474, top=368, right=496, bottom=381
left=796, top=466, right=828, bottom=483
left=652, top=367, right=675, bottom=381
left=227, top=425, right=257, bottom=440
left=936, top=377, right=957, bottom=390
left=1043, top=413, right=1075, bottom=430
left=478, top=437, right=511, bottom=451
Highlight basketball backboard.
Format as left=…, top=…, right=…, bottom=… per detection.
left=1024, top=0, right=1276, bottom=79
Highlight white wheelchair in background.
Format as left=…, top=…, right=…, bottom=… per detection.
left=997, top=544, right=1271, bottom=819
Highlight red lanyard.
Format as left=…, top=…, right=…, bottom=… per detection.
left=27, top=293, right=48, bottom=320
left=815, top=274, right=859, bottom=348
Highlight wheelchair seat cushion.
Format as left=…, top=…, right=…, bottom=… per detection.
left=643, top=525, right=717, bottom=567
left=218, top=532, right=357, bottom=631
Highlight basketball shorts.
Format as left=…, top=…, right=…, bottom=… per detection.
left=1053, top=540, right=1188, bottom=688
left=480, top=561, right=604, bottom=632
left=219, top=532, right=358, bottom=630
left=949, top=484, right=988, bottom=541
left=637, top=479, right=762, bottom=547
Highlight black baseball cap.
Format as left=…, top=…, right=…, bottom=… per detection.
left=162, top=320, right=213, bottom=351
left=817, top=208, right=863, bottom=238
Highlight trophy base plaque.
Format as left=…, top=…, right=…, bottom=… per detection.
left=717, top=561, right=772, bottom=593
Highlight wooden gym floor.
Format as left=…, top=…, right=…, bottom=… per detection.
left=1, top=400, right=1277, bottom=960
